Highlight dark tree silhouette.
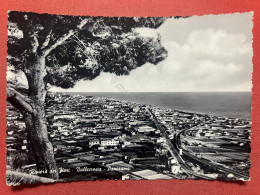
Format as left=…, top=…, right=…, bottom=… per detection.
left=7, top=11, right=169, bottom=179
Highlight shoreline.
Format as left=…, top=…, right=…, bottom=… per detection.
left=6, top=91, right=251, bottom=183
left=51, top=91, right=251, bottom=122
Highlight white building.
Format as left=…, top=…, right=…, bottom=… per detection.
left=100, top=138, right=119, bottom=147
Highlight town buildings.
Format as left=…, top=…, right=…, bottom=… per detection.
left=6, top=92, right=251, bottom=181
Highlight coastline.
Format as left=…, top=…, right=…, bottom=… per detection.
left=59, top=91, right=252, bottom=121
left=6, top=91, right=251, bottom=184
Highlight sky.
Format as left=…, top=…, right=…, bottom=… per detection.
left=50, top=12, right=253, bottom=92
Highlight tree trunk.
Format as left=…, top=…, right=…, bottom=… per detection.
left=25, top=54, right=59, bottom=179
left=7, top=18, right=91, bottom=180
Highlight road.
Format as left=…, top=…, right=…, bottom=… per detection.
left=148, top=108, right=214, bottom=180
left=148, top=108, right=250, bottom=180
left=176, top=130, right=250, bottom=180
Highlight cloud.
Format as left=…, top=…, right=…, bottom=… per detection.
left=185, top=29, right=251, bottom=57
left=50, top=13, right=253, bottom=93
left=134, top=28, right=158, bottom=38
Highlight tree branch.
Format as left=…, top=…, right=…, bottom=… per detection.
left=41, top=19, right=89, bottom=56
left=7, top=85, right=35, bottom=114
left=30, top=34, right=39, bottom=54
left=72, top=34, right=89, bottom=50
left=40, top=30, right=52, bottom=49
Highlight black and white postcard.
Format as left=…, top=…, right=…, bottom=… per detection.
left=6, top=11, right=253, bottom=185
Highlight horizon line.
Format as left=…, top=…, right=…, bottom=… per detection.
left=50, top=91, right=252, bottom=93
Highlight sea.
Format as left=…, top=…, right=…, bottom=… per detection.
left=65, top=92, right=251, bottom=120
